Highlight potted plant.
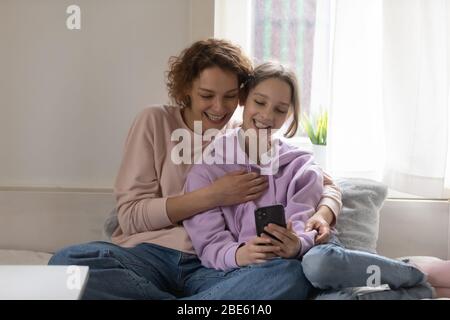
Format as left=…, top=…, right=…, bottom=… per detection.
left=301, top=110, right=328, bottom=169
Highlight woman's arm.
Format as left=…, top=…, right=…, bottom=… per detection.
left=167, top=171, right=268, bottom=224
left=114, top=109, right=217, bottom=234
left=115, top=109, right=267, bottom=235
left=114, top=109, right=173, bottom=235
left=316, top=171, right=342, bottom=226
left=305, top=171, right=343, bottom=244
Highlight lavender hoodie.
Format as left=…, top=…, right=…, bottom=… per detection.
left=183, top=128, right=323, bottom=271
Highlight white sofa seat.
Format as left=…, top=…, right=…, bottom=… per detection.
left=0, top=189, right=113, bottom=265
left=0, top=249, right=52, bottom=265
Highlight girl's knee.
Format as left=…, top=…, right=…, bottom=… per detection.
left=302, top=244, right=340, bottom=287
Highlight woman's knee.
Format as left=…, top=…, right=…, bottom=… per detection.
left=241, top=259, right=309, bottom=299
left=264, top=259, right=312, bottom=299
left=48, top=241, right=119, bottom=266
left=276, top=259, right=309, bottom=283
left=245, top=259, right=305, bottom=282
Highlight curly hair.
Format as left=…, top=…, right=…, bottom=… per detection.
left=166, top=38, right=253, bottom=108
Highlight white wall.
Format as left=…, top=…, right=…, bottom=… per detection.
left=191, top=0, right=215, bottom=42
left=0, top=0, right=214, bottom=189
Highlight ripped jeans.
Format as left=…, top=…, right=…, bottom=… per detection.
left=302, top=237, right=433, bottom=299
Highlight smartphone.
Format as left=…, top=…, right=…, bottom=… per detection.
left=254, top=204, right=287, bottom=242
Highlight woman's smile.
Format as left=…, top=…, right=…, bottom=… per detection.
left=203, top=111, right=229, bottom=124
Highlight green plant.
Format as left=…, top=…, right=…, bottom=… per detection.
left=301, top=110, right=328, bottom=145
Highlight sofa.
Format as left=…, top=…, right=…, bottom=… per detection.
left=0, top=179, right=445, bottom=299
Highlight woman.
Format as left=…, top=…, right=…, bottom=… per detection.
left=48, top=39, right=341, bottom=299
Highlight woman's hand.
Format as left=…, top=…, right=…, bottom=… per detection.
left=262, top=221, right=301, bottom=258
left=208, top=170, right=268, bottom=207
left=235, top=236, right=280, bottom=267
left=305, top=206, right=334, bottom=244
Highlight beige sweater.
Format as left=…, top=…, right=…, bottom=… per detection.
left=112, top=106, right=342, bottom=253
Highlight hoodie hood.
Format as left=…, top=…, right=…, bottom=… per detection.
left=204, top=127, right=312, bottom=175
left=202, top=127, right=316, bottom=208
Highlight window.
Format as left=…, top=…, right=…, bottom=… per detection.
left=251, top=0, right=318, bottom=118
left=215, top=0, right=332, bottom=139
left=216, top=1, right=450, bottom=199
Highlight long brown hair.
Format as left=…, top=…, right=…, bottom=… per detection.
left=242, top=62, right=300, bottom=138
left=166, top=38, right=253, bottom=108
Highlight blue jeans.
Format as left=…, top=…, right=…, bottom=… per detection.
left=49, top=241, right=312, bottom=300
left=302, top=238, right=433, bottom=299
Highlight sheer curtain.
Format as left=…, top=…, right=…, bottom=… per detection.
left=382, top=0, right=450, bottom=198
left=322, top=0, right=450, bottom=198
left=325, top=0, right=384, bottom=180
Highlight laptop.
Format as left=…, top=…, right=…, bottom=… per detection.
left=0, top=265, right=89, bottom=300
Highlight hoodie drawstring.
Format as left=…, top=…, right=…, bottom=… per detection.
left=246, top=162, right=277, bottom=206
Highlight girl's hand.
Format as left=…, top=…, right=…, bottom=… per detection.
left=235, top=236, right=280, bottom=267
left=209, top=170, right=268, bottom=207
left=262, top=221, right=301, bottom=258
